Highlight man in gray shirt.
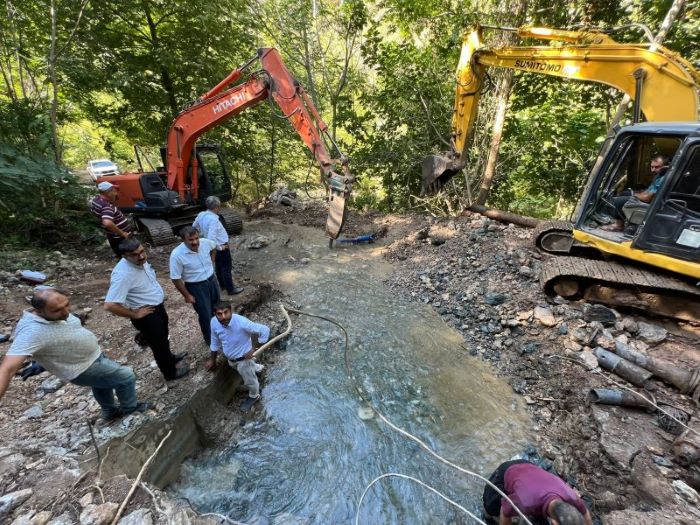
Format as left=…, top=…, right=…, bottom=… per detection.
left=104, top=238, right=189, bottom=381
left=0, top=289, right=150, bottom=421
left=170, top=226, right=220, bottom=346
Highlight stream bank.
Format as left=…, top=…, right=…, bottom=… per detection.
left=0, top=202, right=698, bottom=524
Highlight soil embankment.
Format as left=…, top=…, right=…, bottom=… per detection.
left=0, top=202, right=698, bottom=524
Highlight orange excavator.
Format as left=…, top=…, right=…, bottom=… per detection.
left=97, top=48, right=354, bottom=245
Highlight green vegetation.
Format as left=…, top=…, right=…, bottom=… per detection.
left=0, top=0, right=697, bottom=245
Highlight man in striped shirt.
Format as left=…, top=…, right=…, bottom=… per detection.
left=89, top=181, right=132, bottom=258
left=192, top=196, right=243, bottom=296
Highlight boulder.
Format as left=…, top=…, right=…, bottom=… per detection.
left=637, top=322, right=667, bottom=345
left=0, top=489, right=33, bottom=521
left=533, top=306, right=557, bottom=327
left=117, top=509, right=153, bottom=525
left=583, top=304, right=617, bottom=325
left=79, top=503, right=118, bottom=525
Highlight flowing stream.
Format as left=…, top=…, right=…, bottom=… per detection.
left=169, top=221, right=531, bottom=524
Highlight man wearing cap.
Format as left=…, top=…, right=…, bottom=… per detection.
left=104, top=238, right=189, bottom=381
left=170, top=226, right=220, bottom=346
left=89, top=181, right=132, bottom=258
left=192, top=196, right=244, bottom=296
left=0, top=288, right=150, bottom=421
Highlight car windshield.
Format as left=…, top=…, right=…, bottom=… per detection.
left=92, top=161, right=115, bottom=168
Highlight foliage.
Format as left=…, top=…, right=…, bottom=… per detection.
left=0, top=144, right=99, bottom=247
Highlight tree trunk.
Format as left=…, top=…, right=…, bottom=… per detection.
left=48, top=0, right=60, bottom=162
left=475, top=72, right=513, bottom=205
left=144, top=4, right=178, bottom=117
left=608, top=0, right=685, bottom=129
left=469, top=204, right=540, bottom=228
left=473, top=0, right=527, bottom=205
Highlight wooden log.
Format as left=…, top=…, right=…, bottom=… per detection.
left=468, top=204, right=541, bottom=228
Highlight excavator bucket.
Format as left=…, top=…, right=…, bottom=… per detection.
left=326, top=190, right=348, bottom=239
left=421, top=154, right=461, bottom=193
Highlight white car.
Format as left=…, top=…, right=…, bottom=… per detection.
left=87, top=159, right=120, bottom=181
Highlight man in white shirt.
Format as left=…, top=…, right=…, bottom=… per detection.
left=0, top=288, right=150, bottom=421
left=208, top=301, right=269, bottom=411
left=192, top=196, right=244, bottom=296
left=104, top=238, right=189, bottom=381
left=169, top=226, right=220, bottom=346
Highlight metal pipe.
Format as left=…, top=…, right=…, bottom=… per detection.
left=594, top=348, right=654, bottom=388
left=588, top=388, right=655, bottom=410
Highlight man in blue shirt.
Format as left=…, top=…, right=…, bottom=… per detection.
left=104, top=238, right=189, bottom=381
left=603, top=155, right=669, bottom=231
left=208, top=301, right=269, bottom=411
left=192, top=196, right=244, bottom=296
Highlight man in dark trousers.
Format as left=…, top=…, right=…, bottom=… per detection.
left=0, top=288, right=150, bottom=421
left=89, top=181, right=132, bottom=258
left=192, top=196, right=244, bottom=296
left=104, top=238, right=189, bottom=380
left=483, top=460, right=592, bottom=525
left=169, top=226, right=220, bottom=346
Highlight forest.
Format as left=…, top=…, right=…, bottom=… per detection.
left=0, top=0, right=698, bottom=246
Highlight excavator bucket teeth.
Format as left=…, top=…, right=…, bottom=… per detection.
left=421, top=155, right=459, bottom=193
left=326, top=191, right=347, bottom=240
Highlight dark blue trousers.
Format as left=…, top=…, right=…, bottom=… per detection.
left=215, top=248, right=234, bottom=294
left=185, top=274, right=220, bottom=345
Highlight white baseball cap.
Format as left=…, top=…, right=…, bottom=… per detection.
left=97, top=181, right=117, bottom=191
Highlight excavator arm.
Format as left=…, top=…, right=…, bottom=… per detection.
left=165, top=48, right=354, bottom=239
left=422, top=25, right=700, bottom=192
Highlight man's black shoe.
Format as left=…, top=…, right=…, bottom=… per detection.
left=123, top=402, right=153, bottom=415
left=240, top=394, right=261, bottom=412
left=134, top=332, right=149, bottom=348
left=228, top=287, right=244, bottom=296
left=173, top=352, right=188, bottom=363
left=102, top=409, right=124, bottom=422
left=167, top=366, right=190, bottom=380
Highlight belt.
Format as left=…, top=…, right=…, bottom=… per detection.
left=187, top=273, right=216, bottom=285
left=216, top=244, right=229, bottom=251
left=228, top=356, right=246, bottom=365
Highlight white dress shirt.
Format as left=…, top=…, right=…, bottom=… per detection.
left=210, top=314, right=270, bottom=360
left=193, top=210, right=229, bottom=247
left=105, top=258, right=164, bottom=309
left=169, top=238, right=216, bottom=282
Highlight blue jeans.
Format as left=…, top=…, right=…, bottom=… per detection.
left=185, top=274, right=220, bottom=346
left=70, top=355, right=137, bottom=418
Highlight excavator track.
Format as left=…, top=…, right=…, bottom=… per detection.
left=541, top=256, right=700, bottom=322
left=218, top=208, right=243, bottom=235
left=532, top=220, right=600, bottom=256
left=137, top=218, right=177, bottom=247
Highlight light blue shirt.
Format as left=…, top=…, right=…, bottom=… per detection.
left=646, top=174, right=666, bottom=194
left=193, top=210, right=229, bottom=246
left=210, top=314, right=270, bottom=360
left=105, top=258, right=164, bottom=309
left=169, top=238, right=216, bottom=282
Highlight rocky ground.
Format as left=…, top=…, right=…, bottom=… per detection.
left=0, top=201, right=699, bottom=524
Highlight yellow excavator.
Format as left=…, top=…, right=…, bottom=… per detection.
left=423, top=25, right=700, bottom=322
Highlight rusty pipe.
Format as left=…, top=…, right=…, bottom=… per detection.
left=613, top=341, right=700, bottom=404
left=588, top=388, right=655, bottom=410
left=594, top=347, right=654, bottom=388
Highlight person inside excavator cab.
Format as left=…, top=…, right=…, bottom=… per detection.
left=601, top=154, right=670, bottom=232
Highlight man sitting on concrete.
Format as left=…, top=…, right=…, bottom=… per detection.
left=0, top=288, right=150, bottom=421
left=483, top=459, right=592, bottom=525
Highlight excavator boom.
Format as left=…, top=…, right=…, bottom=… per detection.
left=422, top=25, right=700, bottom=192
left=165, top=48, right=353, bottom=239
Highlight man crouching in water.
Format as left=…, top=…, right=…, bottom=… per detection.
left=207, top=301, right=269, bottom=412
left=483, top=459, right=593, bottom=525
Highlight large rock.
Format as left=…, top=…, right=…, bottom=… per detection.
left=47, top=513, right=76, bottom=525
left=79, top=503, right=118, bottom=525
left=631, top=454, right=676, bottom=505
left=0, top=489, right=33, bottom=521
left=637, top=322, right=667, bottom=344
left=533, top=306, right=557, bottom=327
left=117, top=508, right=153, bottom=525
left=583, top=304, right=617, bottom=325
left=673, top=480, right=700, bottom=505
left=11, top=511, right=52, bottom=525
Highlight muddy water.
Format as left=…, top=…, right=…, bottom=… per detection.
left=169, top=221, right=531, bottom=524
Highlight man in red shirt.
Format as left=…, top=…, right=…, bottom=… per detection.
left=483, top=460, right=593, bottom=525
left=89, top=181, right=132, bottom=258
